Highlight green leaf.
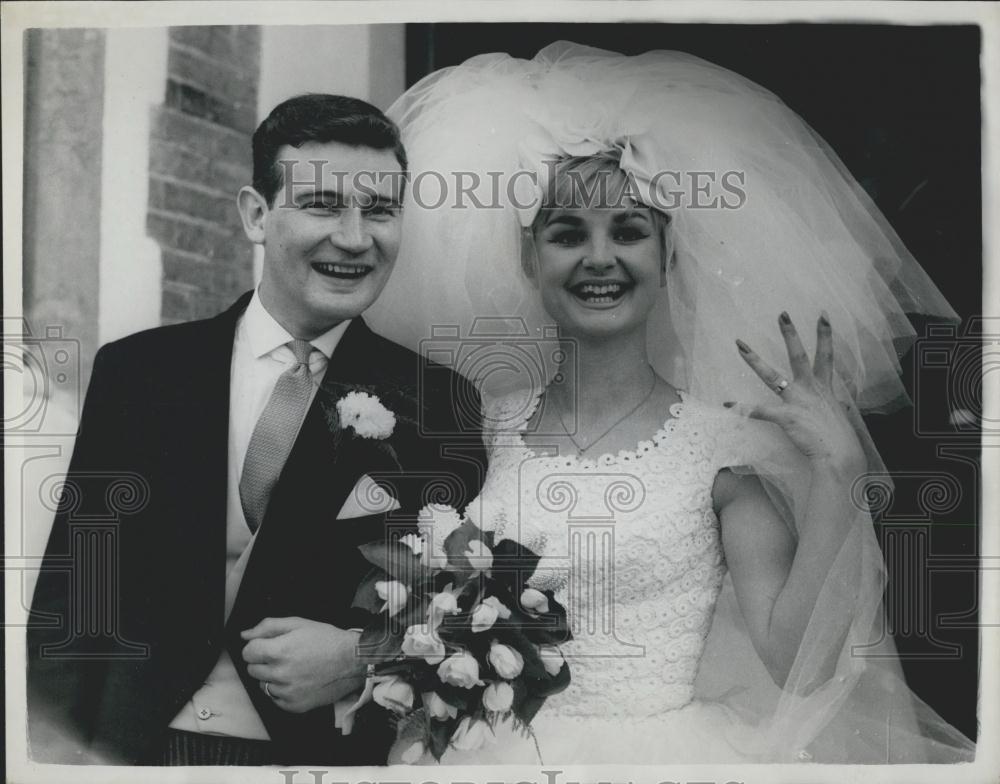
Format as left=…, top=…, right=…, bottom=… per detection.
left=351, top=567, right=388, bottom=614
left=513, top=692, right=548, bottom=725
left=427, top=718, right=455, bottom=761
left=508, top=657, right=570, bottom=726
left=519, top=590, right=573, bottom=645
left=395, top=709, right=429, bottom=749
left=356, top=623, right=406, bottom=664
left=443, top=519, right=493, bottom=572
left=435, top=681, right=478, bottom=713
left=528, top=657, right=571, bottom=697
left=499, top=629, right=549, bottom=681
left=358, top=541, right=429, bottom=585
left=489, top=538, right=541, bottom=595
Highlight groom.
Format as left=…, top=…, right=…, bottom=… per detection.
left=27, top=94, right=485, bottom=766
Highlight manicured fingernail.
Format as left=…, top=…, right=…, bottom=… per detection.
left=723, top=401, right=736, bottom=408
left=736, top=339, right=750, bottom=354
left=819, top=310, right=830, bottom=326
left=779, top=311, right=791, bottom=326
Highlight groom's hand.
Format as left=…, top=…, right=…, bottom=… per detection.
left=241, top=617, right=365, bottom=714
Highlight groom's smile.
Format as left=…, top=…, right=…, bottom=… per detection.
left=311, top=262, right=372, bottom=280
left=239, top=140, right=405, bottom=340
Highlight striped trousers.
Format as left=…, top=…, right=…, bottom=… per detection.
left=158, top=728, right=277, bottom=765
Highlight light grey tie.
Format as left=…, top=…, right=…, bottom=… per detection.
left=239, top=339, right=315, bottom=533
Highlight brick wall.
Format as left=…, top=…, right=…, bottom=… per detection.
left=148, top=26, right=261, bottom=323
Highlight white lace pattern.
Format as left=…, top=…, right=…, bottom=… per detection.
left=465, top=390, right=751, bottom=721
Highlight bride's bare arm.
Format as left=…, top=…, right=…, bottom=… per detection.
left=711, top=312, right=868, bottom=689
left=713, top=465, right=857, bottom=689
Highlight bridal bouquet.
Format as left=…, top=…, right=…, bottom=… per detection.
left=342, top=504, right=571, bottom=761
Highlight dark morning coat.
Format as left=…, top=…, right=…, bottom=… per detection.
left=27, top=291, right=487, bottom=765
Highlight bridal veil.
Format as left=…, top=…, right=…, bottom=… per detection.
left=366, top=41, right=976, bottom=763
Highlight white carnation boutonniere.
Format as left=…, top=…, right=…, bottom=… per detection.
left=336, top=390, right=396, bottom=440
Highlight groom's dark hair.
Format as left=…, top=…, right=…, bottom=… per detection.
left=252, top=93, right=408, bottom=205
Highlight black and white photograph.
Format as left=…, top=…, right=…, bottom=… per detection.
left=3, top=2, right=997, bottom=783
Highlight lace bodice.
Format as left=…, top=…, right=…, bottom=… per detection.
left=465, top=390, right=751, bottom=720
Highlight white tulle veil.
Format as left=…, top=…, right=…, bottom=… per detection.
left=367, top=41, right=976, bottom=763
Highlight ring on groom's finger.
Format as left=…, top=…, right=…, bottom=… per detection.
left=264, top=681, right=274, bottom=700
left=774, top=377, right=790, bottom=394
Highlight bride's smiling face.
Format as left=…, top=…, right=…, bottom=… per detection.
left=527, top=203, right=668, bottom=339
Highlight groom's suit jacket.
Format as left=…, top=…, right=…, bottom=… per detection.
left=27, top=291, right=487, bottom=765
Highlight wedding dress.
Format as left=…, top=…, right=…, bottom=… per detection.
left=453, top=389, right=757, bottom=764
left=430, top=386, right=975, bottom=765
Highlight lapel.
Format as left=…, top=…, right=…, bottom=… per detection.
left=167, top=291, right=253, bottom=638
left=227, top=317, right=394, bottom=610
left=277, top=316, right=388, bottom=523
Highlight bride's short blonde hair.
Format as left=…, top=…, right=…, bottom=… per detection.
left=525, top=151, right=673, bottom=271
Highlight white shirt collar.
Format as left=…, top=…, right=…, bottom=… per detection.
left=243, top=289, right=351, bottom=360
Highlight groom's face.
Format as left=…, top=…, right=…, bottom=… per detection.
left=253, top=140, right=404, bottom=337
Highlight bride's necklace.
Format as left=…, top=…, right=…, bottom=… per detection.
left=556, top=366, right=657, bottom=456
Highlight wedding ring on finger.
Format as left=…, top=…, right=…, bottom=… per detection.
left=264, top=681, right=275, bottom=700
left=774, top=377, right=790, bottom=394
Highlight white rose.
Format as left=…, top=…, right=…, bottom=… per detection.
left=482, top=681, right=514, bottom=713
left=337, top=391, right=396, bottom=439
left=450, top=717, right=494, bottom=751
left=399, top=532, right=424, bottom=557
left=470, top=603, right=499, bottom=634
left=427, top=590, right=460, bottom=630
left=429, top=590, right=459, bottom=615
left=375, top=579, right=409, bottom=616
left=399, top=739, right=425, bottom=764
left=487, top=641, right=524, bottom=679
left=436, top=651, right=483, bottom=689
left=520, top=588, right=550, bottom=614
left=537, top=644, right=565, bottom=677
left=464, top=538, right=493, bottom=572
left=482, top=596, right=511, bottom=619
left=422, top=691, right=458, bottom=721
left=372, top=676, right=414, bottom=716
left=401, top=624, right=446, bottom=665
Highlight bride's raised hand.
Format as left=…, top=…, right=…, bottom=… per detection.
left=730, top=312, right=868, bottom=482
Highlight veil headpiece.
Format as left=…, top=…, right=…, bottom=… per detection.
left=369, top=41, right=957, bottom=413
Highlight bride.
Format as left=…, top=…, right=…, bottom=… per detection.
left=367, top=42, right=976, bottom=764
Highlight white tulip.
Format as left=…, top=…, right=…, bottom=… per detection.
left=450, top=717, right=493, bottom=751
left=470, top=602, right=499, bottom=633
left=488, top=641, right=524, bottom=679
left=482, top=681, right=515, bottom=713
left=372, top=676, right=414, bottom=716
left=436, top=651, right=483, bottom=689
left=520, top=587, right=550, bottom=614
left=423, top=691, right=459, bottom=721
left=537, top=644, right=565, bottom=676
left=401, top=624, right=446, bottom=665
left=375, top=579, right=409, bottom=616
